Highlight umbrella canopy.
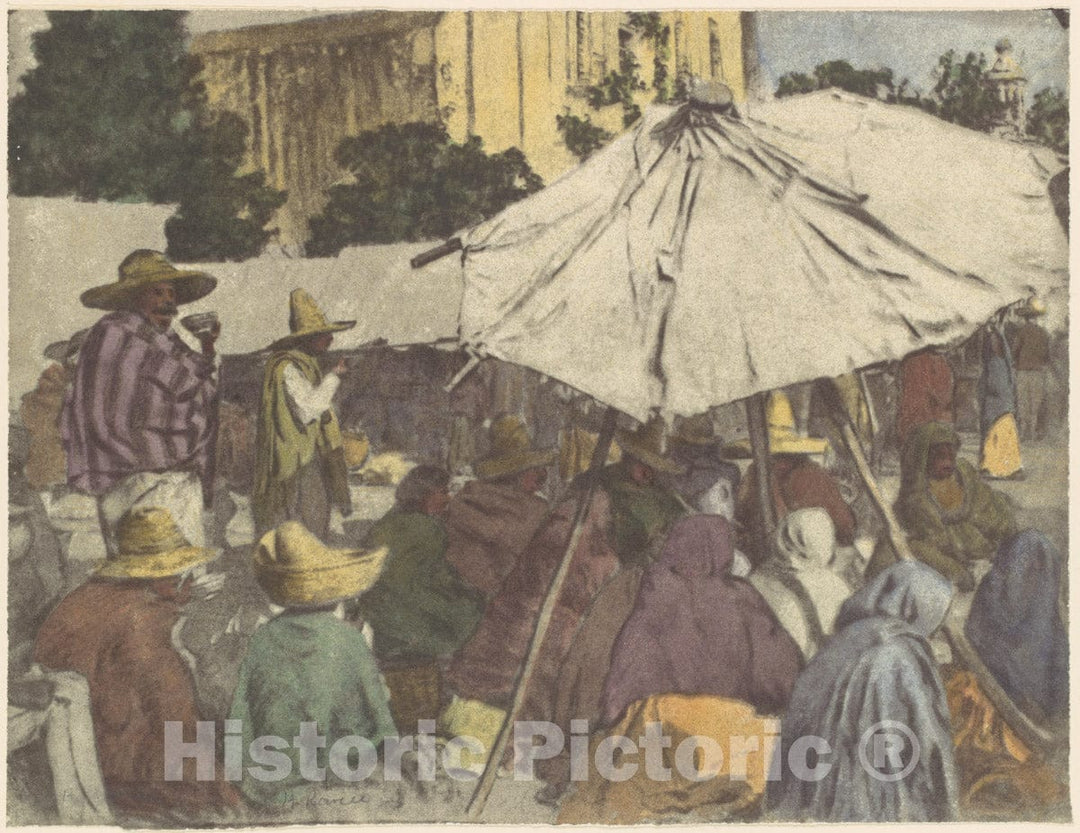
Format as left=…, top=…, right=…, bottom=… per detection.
left=457, top=95, right=1066, bottom=422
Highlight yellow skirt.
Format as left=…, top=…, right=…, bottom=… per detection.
left=980, top=414, right=1022, bottom=478
left=557, top=695, right=773, bottom=824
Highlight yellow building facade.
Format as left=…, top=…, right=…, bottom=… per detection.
left=191, top=11, right=752, bottom=245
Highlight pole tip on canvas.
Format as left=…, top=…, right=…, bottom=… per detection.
left=688, top=79, right=734, bottom=113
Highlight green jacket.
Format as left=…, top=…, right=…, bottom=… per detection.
left=874, top=421, right=1016, bottom=587
left=253, top=349, right=350, bottom=533
left=598, top=461, right=687, bottom=566
left=228, top=611, right=397, bottom=806
left=357, top=509, right=485, bottom=661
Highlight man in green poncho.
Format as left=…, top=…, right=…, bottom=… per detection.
left=355, top=465, right=484, bottom=662
left=868, top=420, right=1016, bottom=590
left=254, top=289, right=353, bottom=539
left=229, top=521, right=396, bottom=808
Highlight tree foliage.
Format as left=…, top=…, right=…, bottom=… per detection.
left=922, top=50, right=1006, bottom=132
left=1026, top=86, right=1068, bottom=153
left=556, top=12, right=685, bottom=162
left=776, top=59, right=901, bottom=101
left=555, top=114, right=613, bottom=163
left=305, top=122, right=543, bottom=258
left=164, top=111, right=288, bottom=262
left=10, top=10, right=286, bottom=261
left=9, top=11, right=192, bottom=201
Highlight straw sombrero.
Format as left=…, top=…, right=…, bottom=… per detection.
left=95, top=507, right=217, bottom=580
left=725, top=391, right=830, bottom=457
left=614, top=416, right=685, bottom=476
left=474, top=415, right=557, bottom=479
left=43, top=328, right=90, bottom=363
left=254, top=521, right=388, bottom=607
left=270, top=289, right=356, bottom=350
left=80, top=250, right=216, bottom=311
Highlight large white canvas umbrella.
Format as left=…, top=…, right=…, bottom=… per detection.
left=430, top=91, right=1067, bottom=815
left=456, top=93, right=1066, bottom=423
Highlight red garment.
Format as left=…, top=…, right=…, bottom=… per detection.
left=445, top=487, right=620, bottom=722
left=34, top=580, right=239, bottom=821
left=897, top=350, right=954, bottom=448
left=737, top=455, right=857, bottom=557
left=443, top=479, right=551, bottom=599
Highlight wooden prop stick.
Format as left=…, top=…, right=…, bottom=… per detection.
left=825, top=383, right=1057, bottom=755
left=444, top=354, right=481, bottom=394
left=746, top=392, right=777, bottom=559
left=410, top=236, right=463, bottom=268
left=466, top=407, right=620, bottom=818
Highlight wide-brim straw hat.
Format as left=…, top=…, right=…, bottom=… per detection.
left=43, top=328, right=90, bottom=363
left=254, top=521, right=388, bottom=607
left=95, top=507, right=217, bottom=580
left=270, top=288, right=356, bottom=350
left=475, top=414, right=558, bottom=479
left=80, top=250, right=216, bottom=311
left=614, top=416, right=685, bottom=476
left=723, top=391, right=830, bottom=457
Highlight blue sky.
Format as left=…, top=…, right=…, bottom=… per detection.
left=756, top=10, right=1068, bottom=99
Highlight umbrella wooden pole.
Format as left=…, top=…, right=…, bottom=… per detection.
left=828, top=390, right=1057, bottom=755
left=746, top=392, right=777, bottom=558
left=466, top=407, right=619, bottom=818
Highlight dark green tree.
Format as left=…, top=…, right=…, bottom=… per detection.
left=164, top=111, right=288, bottom=262
left=9, top=11, right=192, bottom=201
left=305, top=122, right=543, bottom=258
left=776, top=60, right=896, bottom=100
left=555, top=114, right=613, bottom=163
left=923, top=50, right=1006, bottom=131
left=1027, top=86, right=1068, bottom=154
left=10, top=10, right=288, bottom=261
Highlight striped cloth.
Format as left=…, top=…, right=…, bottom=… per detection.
left=61, top=311, right=219, bottom=496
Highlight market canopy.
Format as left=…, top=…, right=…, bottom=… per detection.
left=455, top=94, right=1067, bottom=423
left=9, top=194, right=462, bottom=408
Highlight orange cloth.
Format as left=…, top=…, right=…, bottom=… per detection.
left=944, top=668, right=1065, bottom=813
left=557, top=695, right=774, bottom=824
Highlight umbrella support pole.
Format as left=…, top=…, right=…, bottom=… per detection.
left=444, top=354, right=481, bottom=394
left=746, top=392, right=777, bottom=558
left=830, top=397, right=1057, bottom=756
left=466, top=407, right=619, bottom=819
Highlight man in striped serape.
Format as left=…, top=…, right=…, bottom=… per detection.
left=62, top=250, right=221, bottom=555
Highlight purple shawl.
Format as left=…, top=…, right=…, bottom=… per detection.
left=599, top=515, right=802, bottom=727
left=61, top=311, right=219, bottom=495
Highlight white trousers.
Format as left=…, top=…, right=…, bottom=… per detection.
left=95, top=470, right=205, bottom=557
left=8, top=667, right=112, bottom=824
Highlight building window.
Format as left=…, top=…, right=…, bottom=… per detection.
left=576, top=12, right=588, bottom=82
left=709, top=18, right=724, bottom=80
left=674, top=19, right=690, bottom=77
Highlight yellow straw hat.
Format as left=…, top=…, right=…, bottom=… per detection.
left=254, top=521, right=388, bottom=607
left=1018, top=296, right=1047, bottom=318
left=766, top=391, right=830, bottom=455
left=614, top=416, right=685, bottom=476
left=95, top=507, right=217, bottom=580
left=270, top=288, right=356, bottom=350
left=80, top=250, right=216, bottom=311
left=475, top=415, right=558, bottom=479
